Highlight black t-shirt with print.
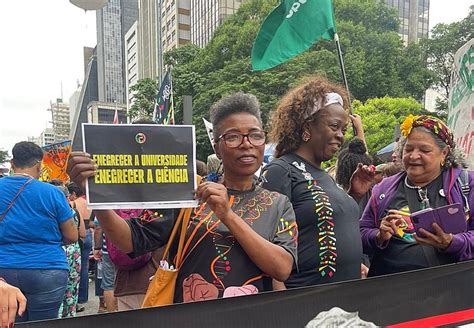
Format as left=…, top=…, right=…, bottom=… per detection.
left=262, top=153, right=362, bottom=288
left=127, top=185, right=297, bottom=303
left=369, top=174, right=454, bottom=276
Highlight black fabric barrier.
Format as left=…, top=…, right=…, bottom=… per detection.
left=20, top=260, right=474, bottom=327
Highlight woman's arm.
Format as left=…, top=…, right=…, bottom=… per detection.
left=196, top=182, right=294, bottom=281
left=66, top=152, right=141, bottom=254
left=349, top=114, right=367, bottom=150
left=60, top=218, right=79, bottom=244
left=77, top=210, right=86, bottom=239
left=95, top=210, right=134, bottom=253
left=360, top=195, right=384, bottom=253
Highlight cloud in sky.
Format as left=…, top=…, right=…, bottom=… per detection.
left=0, top=0, right=96, bottom=152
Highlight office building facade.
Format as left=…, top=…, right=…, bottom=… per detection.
left=385, top=0, right=429, bottom=44
left=40, top=128, right=55, bottom=147
left=125, top=21, right=139, bottom=109
left=191, top=0, right=243, bottom=48
left=138, top=0, right=160, bottom=80
left=161, top=0, right=191, bottom=53
left=96, top=0, right=138, bottom=104
left=49, top=100, right=70, bottom=143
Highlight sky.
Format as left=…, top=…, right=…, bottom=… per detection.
left=0, top=0, right=472, bottom=153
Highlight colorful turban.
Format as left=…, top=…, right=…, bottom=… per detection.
left=400, top=114, right=454, bottom=147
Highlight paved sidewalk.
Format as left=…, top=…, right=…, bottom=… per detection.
left=77, top=279, right=100, bottom=317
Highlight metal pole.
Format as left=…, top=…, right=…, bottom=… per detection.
left=334, top=33, right=356, bottom=135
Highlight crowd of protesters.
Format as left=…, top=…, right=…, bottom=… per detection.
left=1, top=75, right=473, bottom=327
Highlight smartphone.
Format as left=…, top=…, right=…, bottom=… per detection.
left=411, top=203, right=467, bottom=234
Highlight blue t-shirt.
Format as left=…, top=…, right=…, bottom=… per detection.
left=0, top=176, right=75, bottom=270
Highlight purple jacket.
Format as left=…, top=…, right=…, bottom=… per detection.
left=360, top=167, right=474, bottom=261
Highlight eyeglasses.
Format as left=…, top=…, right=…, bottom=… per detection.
left=216, top=131, right=267, bottom=148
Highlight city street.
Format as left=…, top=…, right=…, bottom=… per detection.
left=77, top=278, right=100, bottom=317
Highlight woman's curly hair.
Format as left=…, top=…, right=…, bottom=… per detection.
left=269, top=75, right=349, bottom=158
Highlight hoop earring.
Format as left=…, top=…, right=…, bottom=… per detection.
left=302, top=131, right=311, bottom=142
left=440, top=159, right=445, bottom=167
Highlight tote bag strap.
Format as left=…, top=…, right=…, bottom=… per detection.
left=175, top=208, right=193, bottom=268
left=159, top=208, right=193, bottom=269
left=0, top=178, right=33, bottom=222
left=161, top=208, right=186, bottom=262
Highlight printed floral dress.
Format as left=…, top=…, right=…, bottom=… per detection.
left=58, top=212, right=81, bottom=318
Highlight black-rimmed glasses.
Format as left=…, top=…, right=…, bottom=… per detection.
left=216, top=131, right=267, bottom=148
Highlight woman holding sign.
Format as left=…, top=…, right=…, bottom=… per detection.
left=67, top=92, right=297, bottom=304
left=360, top=115, right=474, bottom=276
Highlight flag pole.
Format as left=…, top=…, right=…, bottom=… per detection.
left=334, top=33, right=356, bottom=135
left=169, top=64, right=174, bottom=125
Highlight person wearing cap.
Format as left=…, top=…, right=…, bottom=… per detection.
left=360, top=115, right=474, bottom=276
left=262, top=75, right=375, bottom=288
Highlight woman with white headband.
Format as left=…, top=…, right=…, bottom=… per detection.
left=262, top=75, right=374, bottom=288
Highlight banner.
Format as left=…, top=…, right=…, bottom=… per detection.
left=154, top=70, right=174, bottom=125
left=39, top=140, right=72, bottom=182
left=21, top=261, right=474, bottom=327
left=82, top=124, right=197, bottom=209
left=448, top=38, right=474, bottom=169
left=202, top=117, right=214, bottom=146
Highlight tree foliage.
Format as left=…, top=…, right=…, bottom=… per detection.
left=353, top=97, right=431, bottom=155
left=0, top=150, right=9, bottom=164
left=128, top=78, right=159, bottom=121
left=420, top=6, right=474, bottom=100
left=166, top=0, right=433, bottom=160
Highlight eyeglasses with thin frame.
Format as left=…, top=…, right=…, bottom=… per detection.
left=216, top=131, right=267, bottom=148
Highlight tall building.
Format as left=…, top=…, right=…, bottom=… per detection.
left=27, top=128, right=53, bottom=147
left=70, top=48, right=99, bottom=151
left=161, top=0, right=191, bottom=53
left=87, top=101, right=128, bottom=124
left=385, top=0, right=429, bottom=44
left=27, top=136, right=41, bottom=146
left=48, top=99, right=70, bottom=143
left=69, top=84, right=82, bottom=128
left=40, top=128, right=55, bottom=147
left=96, top=0, right=138, bottom=104
left=121, top=0, right=139, bottom=100
left=191, top=0, right=244, bottom=48
left=138, top=0, right=160, bottom=80
left=125, top=21, right=139, bottom=110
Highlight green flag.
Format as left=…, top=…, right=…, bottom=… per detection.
left=251, top=0, right=336, bottom=71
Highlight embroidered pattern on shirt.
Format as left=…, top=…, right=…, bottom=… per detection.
left=292, top=161, right=337, bottom=278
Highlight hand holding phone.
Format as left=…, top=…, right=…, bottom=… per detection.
left=411, top=203, right=467, bottom=235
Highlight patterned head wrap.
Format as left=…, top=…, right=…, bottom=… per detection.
left=303, top=92, right=344, bottom=120
left=400, top=114, right=454, bottom=148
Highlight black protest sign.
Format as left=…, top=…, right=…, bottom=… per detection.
left=82, top=124, right=197, bottom=209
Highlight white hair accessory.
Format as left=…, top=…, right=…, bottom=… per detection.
left=304, top=92, right=344, bottom=120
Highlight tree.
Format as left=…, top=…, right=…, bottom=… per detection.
left=167, top=0, right=434, bottom=160
left=0, top=149, right=9, bottom=164
left=352, top=97, right=432, bottom=156
left=128, top=78, right=159, bottom=122
left=421, top=6, right=474, bottom=101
